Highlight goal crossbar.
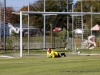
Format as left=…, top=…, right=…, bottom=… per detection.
left=21, top=11, right=100, bottom=15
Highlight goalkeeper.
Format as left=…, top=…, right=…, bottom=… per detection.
left=47, top=48, right=66, bottom=58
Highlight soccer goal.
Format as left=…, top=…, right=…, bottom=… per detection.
left=19, top=11, right=100, bottom=57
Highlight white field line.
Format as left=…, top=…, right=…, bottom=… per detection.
left=79, top=54, right=100, bottom=55
left=0, top=55, right=14, bottom=58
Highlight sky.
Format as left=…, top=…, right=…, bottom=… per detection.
left=0, top=0, right=78, bottom=11
left=1, top=0, right=37, bottom=11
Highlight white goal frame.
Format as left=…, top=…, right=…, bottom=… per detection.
left=20, top=11, right=100, bottom=57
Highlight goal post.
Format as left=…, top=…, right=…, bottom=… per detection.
left=20, top=11, right=100, bottom=57
left=20, top=12, right=23, bottom=57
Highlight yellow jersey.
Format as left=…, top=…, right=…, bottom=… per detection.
left=47, top=50, right=59, bottom=58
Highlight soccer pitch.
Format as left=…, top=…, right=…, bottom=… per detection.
left=0, top=55, right=100, bottom=75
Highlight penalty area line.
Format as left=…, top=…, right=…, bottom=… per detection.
left=0, top=55, right=14, bottom=58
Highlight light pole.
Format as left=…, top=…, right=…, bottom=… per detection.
left=90, top=6, right=93, bottom=35
left=81, top=0, right=83, bottom=43
left=67, top=0, right=69, bottom=49
left=28, top=2, right=30, bottom=55
left=72, top=3, right=74, bottom=54
left=43, top=0, right=46, bottom=49
left=4, top=0, right=6, bottom=52
left=0, top=5, right=1, bottom=43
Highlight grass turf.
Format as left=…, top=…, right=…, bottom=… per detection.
left=0, top=55, right=100, bottom=75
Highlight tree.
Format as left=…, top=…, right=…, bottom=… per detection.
left=6, top=7, right=17, bottom=23
left=44, top=0, right=73, bottom=30
left=19, top=3, right=43, bottom=28
left=1, top=6, right=19, bottom=23
left=18, top=0, right=73, bottom=30
left=75, top=0, right=100, bottom=28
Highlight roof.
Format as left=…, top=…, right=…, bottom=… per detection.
left=13, top=24, right=38, bottom=29
left=91, top=24, right=100, bottom=31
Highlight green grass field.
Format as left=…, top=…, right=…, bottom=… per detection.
left=0, top=54, right=100, bottom=75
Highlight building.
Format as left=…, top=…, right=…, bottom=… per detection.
left=0, top=22, right=10, bottom=37
left=0, top=22, right=42, bottom=37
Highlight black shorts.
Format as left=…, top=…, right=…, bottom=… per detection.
left=58, top=53, right=61, bottom=57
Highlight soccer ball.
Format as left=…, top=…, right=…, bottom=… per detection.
left=49, top=54, right=52, bottom=57
left=78, top=51, right=81, bottom=55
